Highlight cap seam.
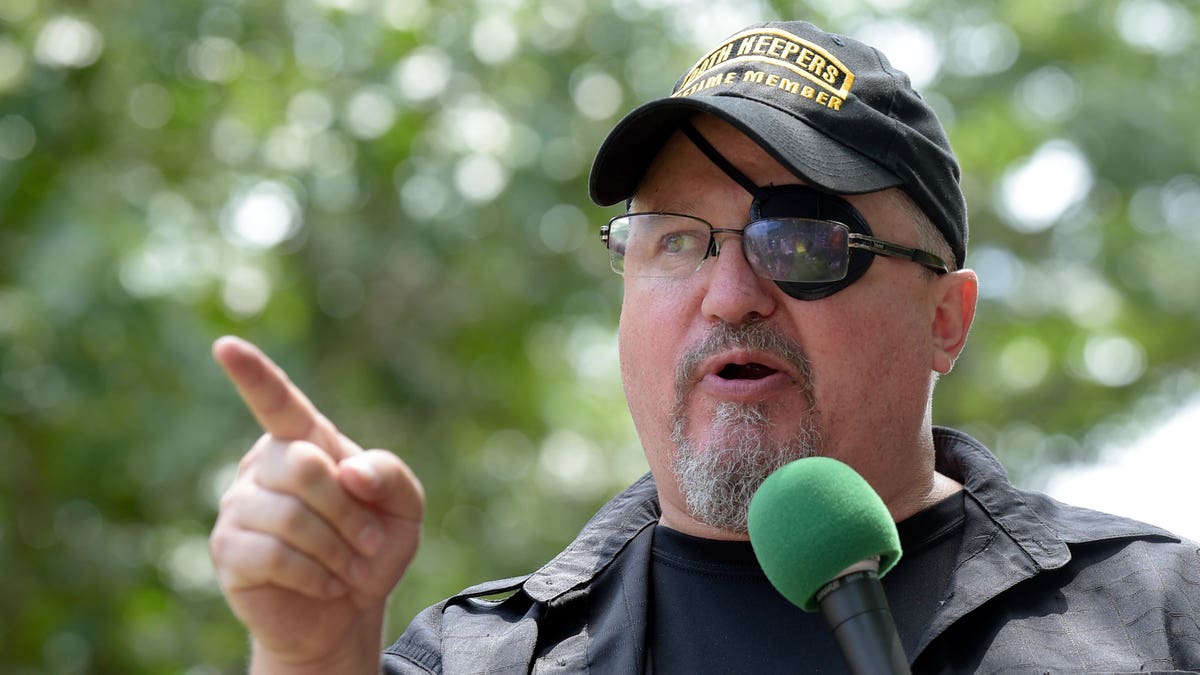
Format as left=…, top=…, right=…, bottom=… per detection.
left=872, top=46, right=905, bottom=174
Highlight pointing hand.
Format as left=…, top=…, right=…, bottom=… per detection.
left=209, top=336, right=425, bottom=673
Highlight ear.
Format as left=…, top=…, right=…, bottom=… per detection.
left=930, top=269, right=978, bottom=375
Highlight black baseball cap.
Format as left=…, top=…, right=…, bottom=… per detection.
left=589, top=20, right=968, bottom=269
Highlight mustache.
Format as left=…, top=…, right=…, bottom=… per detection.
left=673, top=318, right=815, bottom=399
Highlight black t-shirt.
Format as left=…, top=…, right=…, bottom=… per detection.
left=648, top=490, right=965, bottom=673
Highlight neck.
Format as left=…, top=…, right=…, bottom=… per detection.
left=658, top=498, right=751, bottom=541
left=834, top=421, right=961, bottom=522
left=882, top=470, right=962, bottom=522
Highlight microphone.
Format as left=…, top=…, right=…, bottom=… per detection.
left=748, top=457, right=909, bottom=674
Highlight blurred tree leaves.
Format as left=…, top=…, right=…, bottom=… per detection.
left=1, top=0, right=1197, bottom=671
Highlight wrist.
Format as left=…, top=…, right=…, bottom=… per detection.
left=250, top=642, right=380, bottom=675
left=249, top=610, right=385, bottom=675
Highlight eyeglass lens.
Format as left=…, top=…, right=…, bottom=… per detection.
left=608, top=214, right=852, bottom=284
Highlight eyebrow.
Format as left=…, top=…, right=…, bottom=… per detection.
left=629, top=195, right=704, bottom=216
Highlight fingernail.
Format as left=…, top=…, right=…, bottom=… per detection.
left=350, top=557, right=370, bottom=584
left=358, top=523, right=383, bottom=555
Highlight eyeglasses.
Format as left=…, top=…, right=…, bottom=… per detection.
left=601, top=212, right=948, bottom=287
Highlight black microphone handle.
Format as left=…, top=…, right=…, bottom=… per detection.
left=817, top=570, right=911, bottom=675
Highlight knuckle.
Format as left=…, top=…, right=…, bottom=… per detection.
left=209, top=527, right=231, bottom=563
left=275, top=495, right=308, bottom=532
left=284, top=442, right=332, bottom=488
left=210, top=525, right=252, bottom=573
left=256, top=440, right=333, bottom=494
left=258, top=537, right=289, bottom=570
left=318, top=532, right=352, bottom=572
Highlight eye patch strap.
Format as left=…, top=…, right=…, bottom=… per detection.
left=678, top=121, right=761, bottom=198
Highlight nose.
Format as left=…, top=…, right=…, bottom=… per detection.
left=700, top=230, right=778, bottom=324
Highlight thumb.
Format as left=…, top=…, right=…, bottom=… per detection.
left=338, top=450, right=426, bottom=522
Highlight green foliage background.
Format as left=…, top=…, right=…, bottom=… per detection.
left=1, top=0, right=1197, bottom=672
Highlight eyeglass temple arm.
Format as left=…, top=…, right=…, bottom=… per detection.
left=849, top=234, right=948, bottom=274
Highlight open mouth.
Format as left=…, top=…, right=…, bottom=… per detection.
left=717, top=362, right=779, bottom=380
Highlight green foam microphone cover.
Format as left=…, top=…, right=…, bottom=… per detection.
left=748, top=457, right=902, bottom=612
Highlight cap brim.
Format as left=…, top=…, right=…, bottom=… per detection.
left=589, top=95, right=901, bottom=206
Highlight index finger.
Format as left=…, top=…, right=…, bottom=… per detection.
left=212, top=335, right=347, bottom=459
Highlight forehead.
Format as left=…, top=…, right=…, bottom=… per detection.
left=640, top=117, right=792, bottom=193
left=632, top=116, right=915, bottom=240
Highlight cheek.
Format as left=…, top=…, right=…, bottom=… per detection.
left=618, top=282, right=692, bottom=413
left=807, top=286, right=933, bottom=430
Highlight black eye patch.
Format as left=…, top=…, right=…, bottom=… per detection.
left=676, top=121, right=880, bottom=301
left=750, top=185, right=877, bottom=300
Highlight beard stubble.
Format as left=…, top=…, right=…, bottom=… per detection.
left=669, top=319, right=822, bottom=532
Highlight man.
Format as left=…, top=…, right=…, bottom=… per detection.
left=209, top=20, right=1200, bottom=673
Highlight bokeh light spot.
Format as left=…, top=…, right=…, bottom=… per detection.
left=1076, top=333, right=1146, bottom=387
left=161, top=535, right=218, bottom=593
left=1160, top=174, right=1200, bottom=242
left=383, top=0, right=431, bottom=30
left=294, top=24, right=345, bottom=79
left=220, top=181, right=302, bottom=250
left=393, top=47, right=452, bottom=102
left=1014, top=66, right=1080, bottom=125
left=945, top=22, right=1019, bottom=76
left=571, top=70, right=623, bottom=121
left=221, top=265, right=271, bottom=318
left=852, top=19, right=940, bottom=89
left=263, top=125, right=312, bottom=171
left=128, top=83, right=174, bottom=130
left=539, top=203, right=588, bottom=254
left=399, top=172, right=449, bottom=221
left=998, top=140, right=1093, bottom=233
left=472, top=15, right=520, bottom=65
left=187, top=36, right=244, bottom=83
left=537, top=429, right=610, bottom=498
left=481, top=429, right=535, bottom=481
left=344, top=86, right=397, bottom=139
left=210, top=116, right=257, bottom=166
left=567, top=319, right=620, bottom=384
left=1063, top=276, right=1121, bottom=329
left=998, top=336, right=1052, bottom=391
left=1115, top=0, right=1194, bottom=54
left=445, top=100, right=512, bottom=155
left=287, top=90, right=335, bottom=134
left=454, top=153, right=508, bottom=203
left=0, top=38, right=27, bottom=91
left=968, top=245, right=1025, bottom=301
left=34, top=15, right=104, bottom=68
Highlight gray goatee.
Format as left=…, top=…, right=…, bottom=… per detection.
left=670, top=319, right=821, bottom=532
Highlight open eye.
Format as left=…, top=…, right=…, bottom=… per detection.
left=659, top=229, right=704, bottom=255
